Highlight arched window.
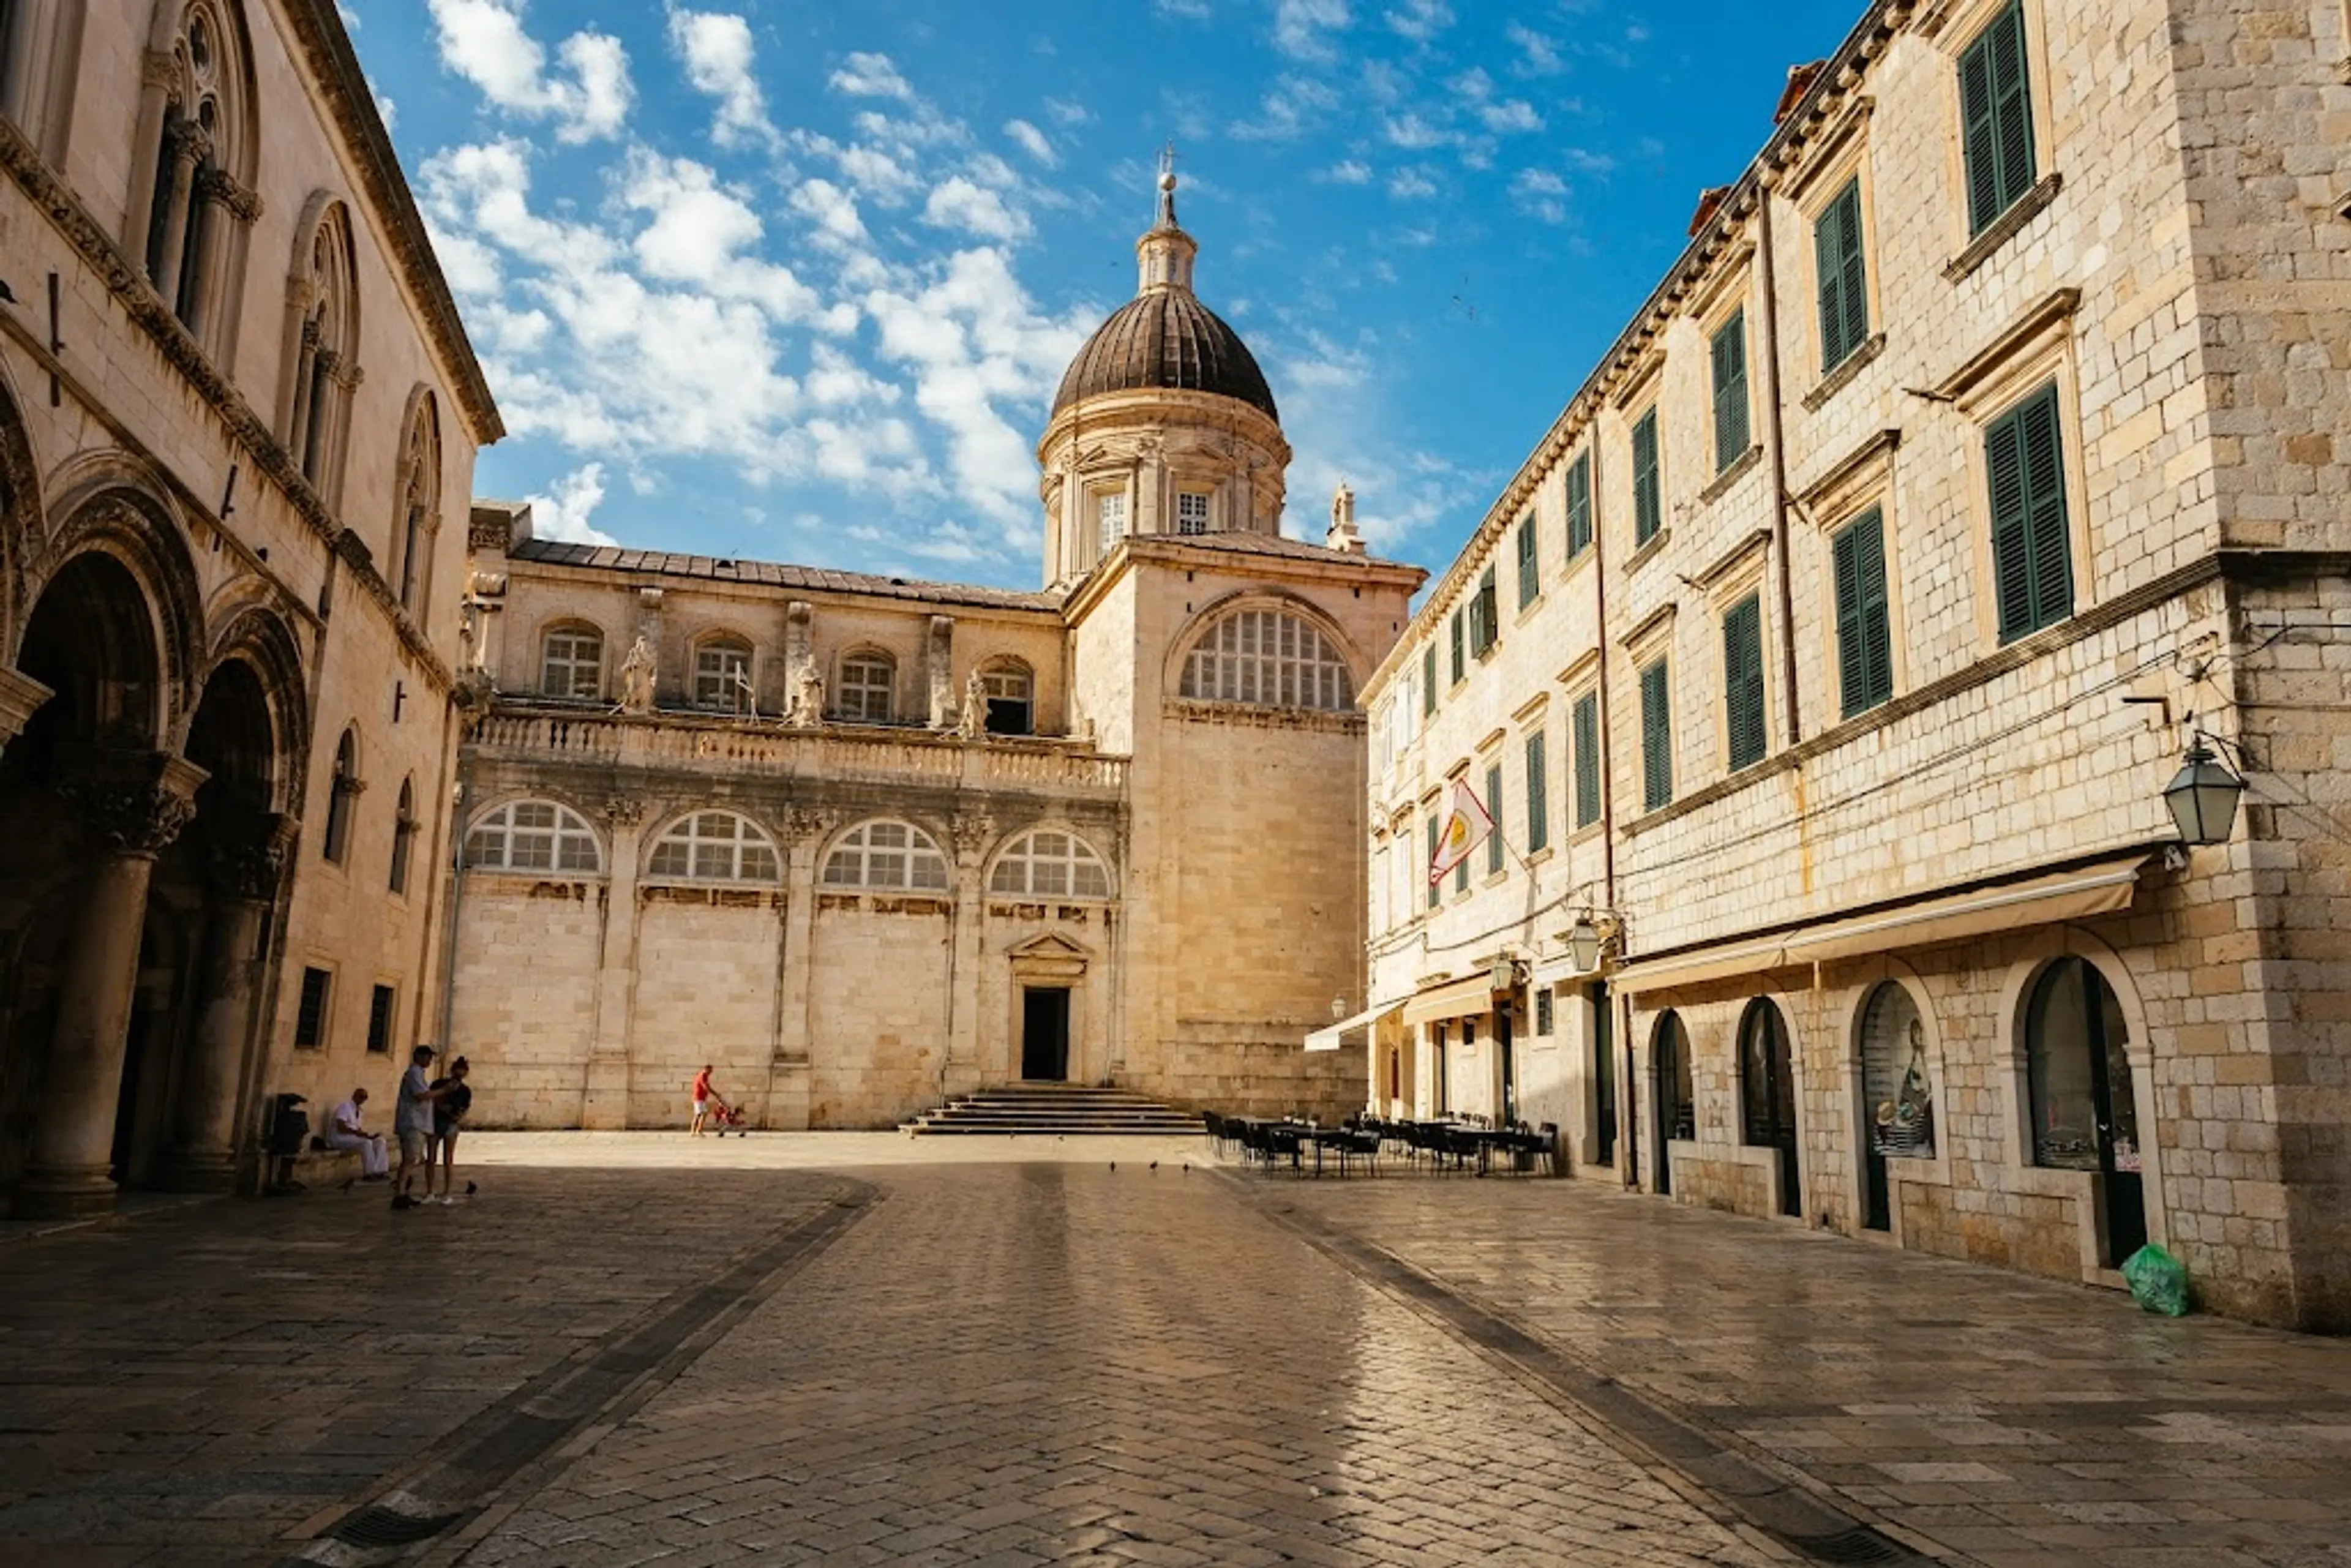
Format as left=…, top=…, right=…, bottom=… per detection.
left=1654, top=1011, right=1694, bottom=1141
left=837, top=650, right=895, bottom=722
left=393, top=389, right=441, bottom=612
left=2024, top=956, right=2148, bottom=1265
left=465, top=800, right=602, bottom=873
left=541, top=625, right=604, bottom=699
left=988, top=828, right=1112, bottom=899
left=285, top=202, right=359, bottom=499
left=822, top=820, right=950, bottom=891
left=981, top=661, right=1032, bottom=735
left=692, top=636, right=752, bottom=710
left=388, top=776, right=417, bottom=895
left=321, top=727, right=359, bottom=865
left=135, top=2, right=253, bottom=342
left=1738, top=997, right=1802, bottom=1217
left=648, top=811, right=780, bottom=882
left=1179, top=606, right=1353, bottom=710
left=1860, top=982, right=1934, bottom=1159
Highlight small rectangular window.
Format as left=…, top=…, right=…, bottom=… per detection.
left=1485, top=763, right=1505, bottom=876
left=1832, top=506, right=1895, bottom=717
left=1096, top=490, right=1128, bottom=552
left=1449, top=608, right=1465, bottom=685
left=1959, top=0, right=2038, bottom=237
left=294, top=967, right=332, bottom=1050
left=366, top=983, right=396, bottom=1055
left=1470, top=567, right=1499, bottom=656
left=1565, top=454, right=1592, bottom=557
left=1815, top=178, right=1870, bottom=372
left=1572, top=692, right=1601, bottom=828
left=1517, top=516, right=1540, bottom=607
left=1176, top=490, right=1211, bottom=535
left=1985, top=382, right=2072, bottom=642
left=1421, top=645, right=1438, bottom=716
left=1523, top=729, right=1549, bottom=855
left=1723, top=593, right=1768, bottom=771
left=1640, top=658, right=1673, bottom=812
left=1425, top=816, right=1441, bottom=910
left=1535, top=987, right=1554, bottom=1037
left=1711, top=310, right=1751, bottom=475
left=1632, top=408, right=1662, bottom=546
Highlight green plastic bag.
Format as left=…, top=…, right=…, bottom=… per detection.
left=2122, top=1244, right=2191, bottom=1316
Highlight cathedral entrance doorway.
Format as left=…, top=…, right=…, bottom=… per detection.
left=1020, top=987, right=1070, bottom=1081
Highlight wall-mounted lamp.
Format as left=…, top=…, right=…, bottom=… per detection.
left=2164, top=738, right=2244, bottom=847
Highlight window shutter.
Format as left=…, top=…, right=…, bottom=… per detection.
left=1427, top=817, right=1441, bottom=908
left=1572, top=692, right=1601, bottom=828
left=1524, top=730, right=1549, bottom=853
left=1632, top=410, right=1662, bottom=544
left=1834, top=507, right=1894, bottom=718
left=1986, top=405, right=2036, bottom=640
left=1959, top=24, right=2004, bottom=233
left=1817, top=181, right=1869, bottom=369
left=1640, top=660, right=1672, bottom=811
left=1487, top=763, right=1505, bottom=875
left=1449, top=608, right=1464, bottom=683
left=1832, top=520, right=1867, bottom=716
left=1472, top=568, right=1499, bottom=655
left=1836, top=182, right=1870, bottom=365
left=1723, top=595, right=1766, bottom=770
left=1518, top=518, right=1540, bottom=606
left=1990, top=2, right=2037, bottom=218
left=2020, top=386, right=2072, bottom=630
left=1711, top=312, right=1750, bottom=473
left=1422, top=645, right=1437, bottom=715
left=1566, top=455, right=1592, bottom=557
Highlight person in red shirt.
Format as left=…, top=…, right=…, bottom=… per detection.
left=689, top=1064, right=729, bottom=1136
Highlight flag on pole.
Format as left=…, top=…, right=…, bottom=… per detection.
left=1428, top=778, right=1494, bottom=885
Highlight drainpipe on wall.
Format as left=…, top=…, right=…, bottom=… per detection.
left=1753, top=190, right=1804, bottom=748
left=1586, top=405, right=1638, bottom=1191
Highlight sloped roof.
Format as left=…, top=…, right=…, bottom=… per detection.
left=506, top=538, right=1065, bottom=613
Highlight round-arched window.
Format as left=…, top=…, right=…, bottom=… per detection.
left=989, top=829, right=1112, bottom=899
left=648, top=811, right=780, bottom=882
left=1859, top=982, right=1934, bottom=1158
left=1179, top=606, right=1352, bottom=710
left=467, top=800, right=602, bottom=873
left=823, top=820, right=950, bottom=891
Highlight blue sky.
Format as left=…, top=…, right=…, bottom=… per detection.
left=350, top=0, right=1867, bottom=590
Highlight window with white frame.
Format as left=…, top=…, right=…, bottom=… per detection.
left=989, top=829, right=1112, bottom=899
left=465, top=800, right=602, bottom=873
left=822, top=820, right=951, bottom=891
left=1095, top=490, right=1128, bottom=554
left=541, top=626, right=604, bottom=699
left=692, top=638, right=751, bottom=708
left=1177, top=607, right=1352, bottom=710
left=838, top=652, right=896, bottom=722
left=1176, top=490, right=1211, bottom=535
left=647, top=811, right=781, bottom=882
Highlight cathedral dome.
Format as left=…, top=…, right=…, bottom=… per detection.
left=1048, top=163, right=1278, bottom=423
left=1050, top=290, right=1277, bottom=421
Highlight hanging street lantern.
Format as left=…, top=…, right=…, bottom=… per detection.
left=2163, top=740, right=2244, bottom=847
left=1567, top=915, right=1603, bottom=976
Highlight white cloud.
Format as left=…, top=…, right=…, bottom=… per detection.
left=922, top=176, right=1029, bottom=242
left=426, top=0, right=631, bottom=142
left=1510, top=167, right=1568, bottom=224
left=667, top=9, right=778, bottom=149
left=1479, top=99, right=1542, bottom=133
left=1231, top=73, right=1341, bottom=141
left=1318, top=159, right=1373, bottom=184
left=1154, top=0, right=1211, bottom=16
left=529, top=463, right=619, bottom=546
left=1382, top=111, right=1450, bottom=150
left=1043, top=96, right=1093, bottom=127
left=1384, top=0, right=1452, bottom=41
left=1387, top=166, right=1436, bottom=200
left=790, top=176, right=869, bottom=246
left=830, top=50, right=912, bottom=100
left=1003, top=118, right=1058, bottom=167
left=1273, top=0, right=1350, bottom=61
left=1505, top=21, right=1564, bottom=77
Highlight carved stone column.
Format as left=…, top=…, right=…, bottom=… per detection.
left=581, top=798, right=646, bottom=1129
left=0, top=666, right=54, bottom=758
left=767, top=804, right=830, bottom=1130
left=15, top=751, right=208, bottom=1218
left=163, top=811, right=294, bottom=1190
left=149, top=121, right=211, bottom=302
left=945, top=812, right=993, bottom=1097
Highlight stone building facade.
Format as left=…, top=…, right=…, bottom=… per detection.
left=448, top=175, right=1424, bottom=1131
left=1359, top=0, right=2351, bottom=1329
left=0, top=2, right=497, bottom=1216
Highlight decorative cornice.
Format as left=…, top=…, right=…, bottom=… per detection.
left=1796, top=427, right=1903, bottom=516
left=1801, top=331, right=1886, bottom=413
left=1941, top=174, right=2064, bottom=283
left=276, top=0, right=503, bottom=443
left=1931, top=287, right=2083, bottom=408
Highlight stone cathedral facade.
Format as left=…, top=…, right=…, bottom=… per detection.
left=449, top=176, right=1424, bottom=1131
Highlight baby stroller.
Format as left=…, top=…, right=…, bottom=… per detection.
left=707, top=1102, right=751, bottom=1136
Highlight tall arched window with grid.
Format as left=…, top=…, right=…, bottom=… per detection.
left=1178, top=607, right=1352, bottom=710
left=822, top=820, right=951, bottom=891
left=465, top=800, right=602, bottom=874
left=647, top=812, right=781, bottom=882
left=988, top=830, right=1112, bottom=900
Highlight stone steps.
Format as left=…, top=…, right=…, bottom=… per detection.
left=901, top=1084, right=1205, bottom=1137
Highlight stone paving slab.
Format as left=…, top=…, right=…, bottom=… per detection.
left=0, top=1168, right=854, bottom=1566
left=1253, top=1169, right=2351, bottom=1568
left=443, top=1160, right=1774, bottom=1568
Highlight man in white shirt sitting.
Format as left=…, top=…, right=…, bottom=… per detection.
left=326, top=1087, right=389, bottom=1180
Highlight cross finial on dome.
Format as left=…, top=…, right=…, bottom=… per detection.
left=1155, top=141, right=1180, bottom=230
left=1135, top=143, right=1197, bottom=294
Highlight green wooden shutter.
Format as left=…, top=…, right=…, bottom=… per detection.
left=1565, top=454, right=1592, bottom=557
left=1833, top=506, right=1894, bottom=718
left=1474, top=566, right=1499, bottom=654
left=1640, top=659, right=1673, bottom=811
left=1449, top=608, right=1464, bottom=683
left=1422, top=645, right=1436, bottom=715
left=1632, top=409, right=1661, bottom=544
left=1711, top=311, right=1750, bottom=473
left=1961, top=0, right=2036, bottom=234
left=1524, top=729, right=1549, bottom=853
left=1988, top=383, right=2071, bottom=641
left=1817, top=179, right=1869, bottom=369
left=1486, top=763, right=1505, bottom=875
left=1723, top=594, right=1766, bottom=770
left=1572, top=692, right=1600, bottom=827
left=1517, top=517, right=1540, bottom=606
left=1427, top=816, right=1441, bottom=908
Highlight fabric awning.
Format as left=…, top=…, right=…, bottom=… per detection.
left=1613, top=853, right=2149, bottom=996
left=1303, top=1002, right=1403, bottom=1052
left=1400, top=974, right=1500, bottom=1026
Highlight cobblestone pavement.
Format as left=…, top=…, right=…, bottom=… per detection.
left=1262, top=1170, right=2351, bottom=1568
